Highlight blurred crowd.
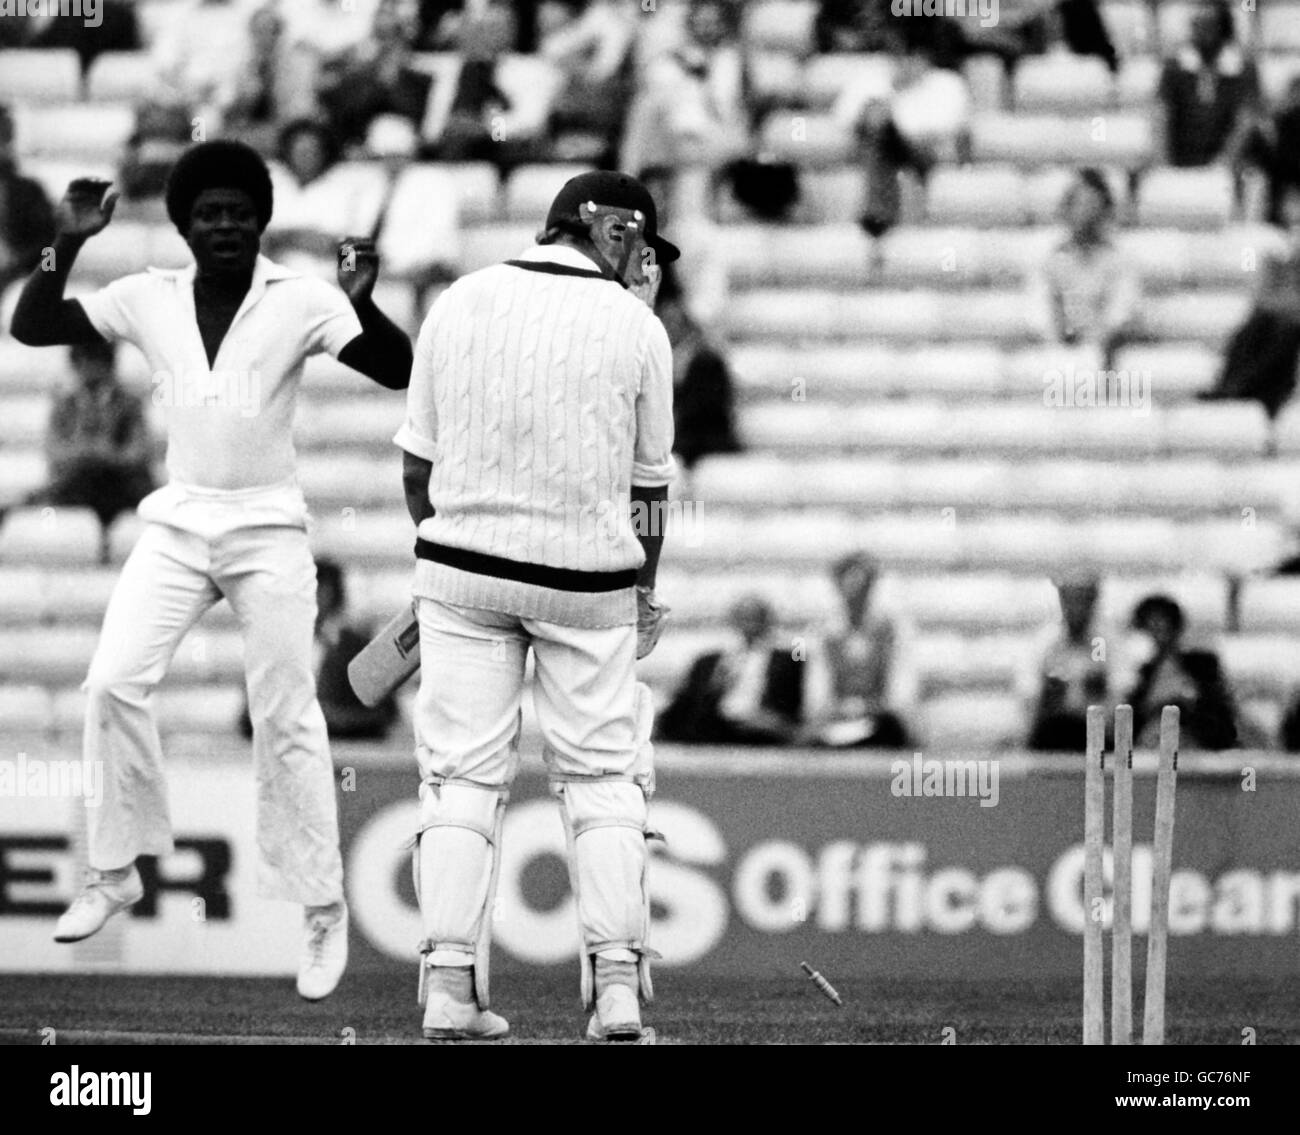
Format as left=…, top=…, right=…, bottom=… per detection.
left=4, top=0, right=1300, bottom=751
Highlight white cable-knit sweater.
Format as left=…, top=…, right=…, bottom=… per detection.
left=395, top=243, right=676, bottom=627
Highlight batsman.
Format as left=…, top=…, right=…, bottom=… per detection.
left=394, top=171, right=676, bottom=1041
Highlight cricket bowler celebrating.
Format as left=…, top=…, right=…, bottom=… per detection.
left=397, top=170, right=676, bottom=1041
left=11, top=140, right=413, bottom=1000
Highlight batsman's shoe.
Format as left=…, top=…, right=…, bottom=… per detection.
left=297, top=901, right=349, bottom=1001
left=586, top=957, right=645, bottom=1041
left=422, top=965, right=509, bottom=1041
left=54, top=865, right=143, bottom=943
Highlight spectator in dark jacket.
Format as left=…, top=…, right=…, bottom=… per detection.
left=1156, top=0, right=1260, bottom=168
left=29, top=0, right=142, bottom=74
left=658, top=595, right=803, bottom=745
left=16, top=340, right=155, bottom=561
left=1199, top=182, right=1300, bottom=418
left=656, top=267, right=740, bottom=474
left=240, top=559, right=400, bottom=740
left=1125, top=594, right=1239, bottom=751
left=0, top=106, right=56, bottom=293
left=1238, top=76, right=1300, bottom=228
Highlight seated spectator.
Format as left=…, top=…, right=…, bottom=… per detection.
left=1030, top=168, right=1140, bottom=369
left=814, top=0, right=900, bottom=54
left=0, top=107, right=55, bottom=295
left=833, top=34, right=971, bottom=237
left=1281, top=689, right=1300, bottom=751
left=620, top=0, right=750, bottom=182
left=658, top=595, right=804, bottom=745
left=541, top=0, right=636, bottom=165
left=1024, top=577, right=1108, bottom=752
left=13, top=341, right=155, bottom=562
left=962, top=0, right=1118, bottom=76
left=1125, top=594, right=1239, bottom=751
left=264, top=118, right=357, bottom=268
left=223, top=3, right=319, bottom=152
left=804, top=553, right=909, bottom=749
left=1156, top=0, right=1260, bottom=168
left=28, top=0, right=142, bottom=75
left=1199, top=183, right=1300, bottom=418
left=656, top=267, right=740, bottom=476
left=1238, top=76, right=1300, bottom=229
left=318, top=0, right=435, bottom=148
left=240, top=558, right=400, bottom=740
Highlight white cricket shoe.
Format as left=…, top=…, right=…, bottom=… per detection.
left=54, top=865, right=144, bottom=943
left=421, top=965, right=509, bottom=1041
left=586, top=983, right=644, bottom=1041
left=297, top=901, right=348, bottom=1001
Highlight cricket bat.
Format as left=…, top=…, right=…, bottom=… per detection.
left=348, top=603, right=421, bottom=706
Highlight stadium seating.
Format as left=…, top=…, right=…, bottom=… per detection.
left=0, top=49, right=82, bottom=103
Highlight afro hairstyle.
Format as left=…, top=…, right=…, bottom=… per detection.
left=165, top=139, right=274, bottom=236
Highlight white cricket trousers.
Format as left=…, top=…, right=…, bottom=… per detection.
left=83, top=494, right=343, bottom=906
left=413, top=599, right=641, bottom=787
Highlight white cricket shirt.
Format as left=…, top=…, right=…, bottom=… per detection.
left=80, top=255, right=363, bottom=494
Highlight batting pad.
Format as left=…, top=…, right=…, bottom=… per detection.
left=556, top=780, right=651, bottom=1005
left=416, top=781, right=505, bottom=1009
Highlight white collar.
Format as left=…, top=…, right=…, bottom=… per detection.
left=148, top=254, right=301, bottom=288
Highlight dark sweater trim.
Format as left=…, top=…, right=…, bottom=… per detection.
left=416, top=538, right=637, bottom=593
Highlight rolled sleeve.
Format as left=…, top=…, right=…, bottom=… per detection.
left=393, top=299, right=441, bottom=461
left=632, top=315, right=676, bottom=487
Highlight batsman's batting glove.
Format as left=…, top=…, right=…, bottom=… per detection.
left=636, top=586, right=668, bottom=659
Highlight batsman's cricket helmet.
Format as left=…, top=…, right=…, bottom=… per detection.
left=546, top=170, right=680, bottom=264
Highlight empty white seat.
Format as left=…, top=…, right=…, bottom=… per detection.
left=962, top=54, right=1007, bottom=112
left=1116, top=55, right=1160, bottom=105
left=1260, top=55, right=1300, bottom=103
left=1103, top=2, right=1157, bottom=57
left=42, top=568, right=120, bottom=624
left=0, top=627, right=97, bottom=683
left=1180, top=520, right=1288, bottom=575
left=1162, top=402, right=1270, bottom=457
left=72, top=222, right=159, bottom=279
left=1260, top=5, right=1300, bottom=51
left=106, top=512, right=145, bottom=562
left=440, top=162, right=500, bottom=223
left=1015, top=53, right=1113, bottom=113
left=0, top=49, right=81, bottom=102
left=1115, top=343, right=1218, bottom=402
left=884, top=573, right=1058, bottom=630
left=297, top=453, right=402, bottom=509
left=22, top=158, right=116, bottom=209
left=916, top=692, right=1025, bottom=750
left=0, top=397, right=50, bottom=445
left=744, top=0, right=817, bottom=53
left=794, top=170, right=866, bottom=225
left=1239, top=578, right=1300, bottom=634
left=503, top=163, right=592, bottom=222
left=759, top=112, right=852, bottom=165
left=0, top=507, right=101, bottom=564
left=13, top=104, right=135, bottom=162
left=0, top=684, right=53, bottom=731
left=85, top=51, right=162, bottom=102
left=747, top=49, right=803, bottom=105
left=0, top=450, right=45, bottom=498
left=297, top=399, right=403, bottom=448
left=1136, top=167, right=1233, bottom=229
left=972, top=113, right=1153, bottom=167
left=1140, top=292, right=1249, bottom=341
left=926, top=165, right=1028, bottom=226
left=460, top=223, right=537, bottom=272
left=1219, top=635, right=1300, bottom=698
left=803, top=54, right=894, bottom=108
